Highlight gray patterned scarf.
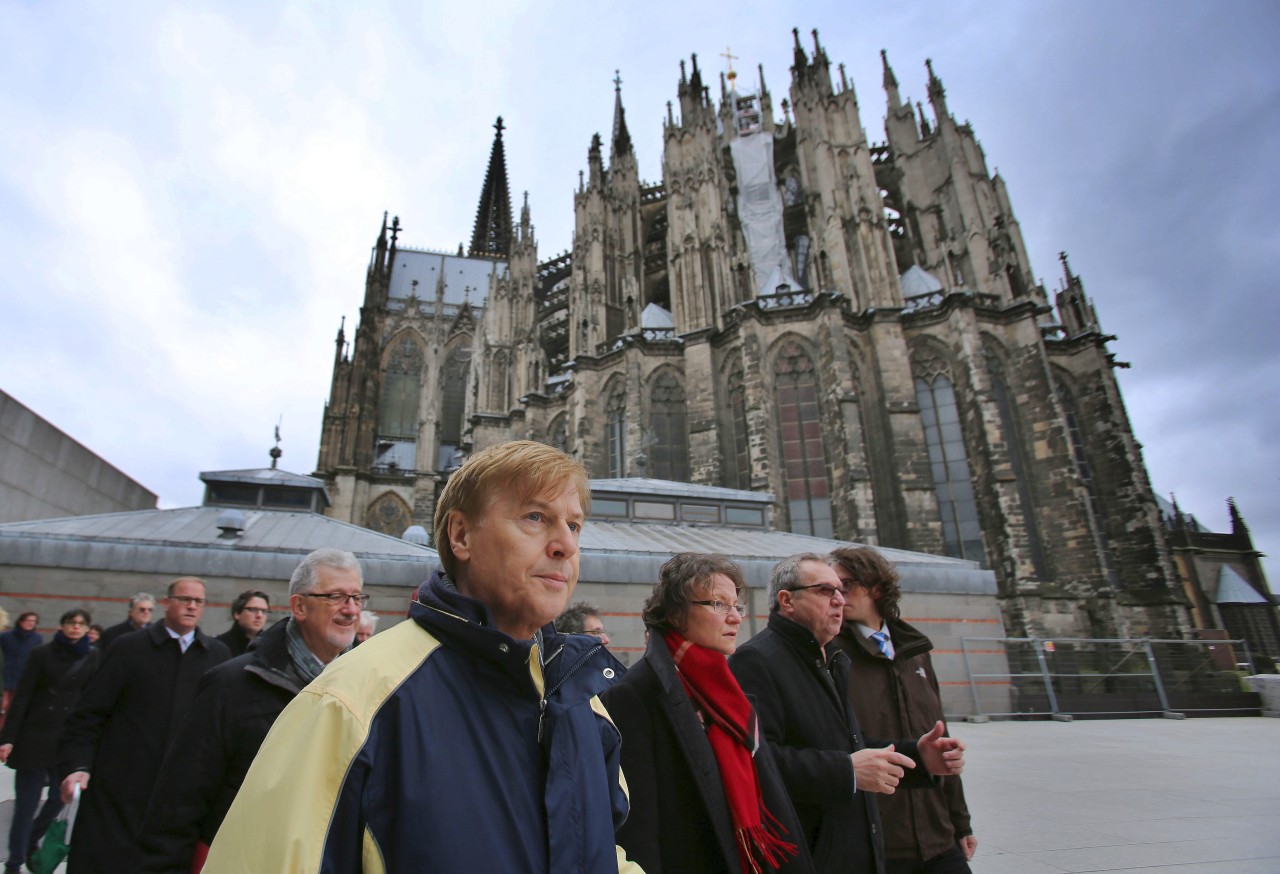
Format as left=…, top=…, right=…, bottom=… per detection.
left=284, top=618, right=327, bottom=686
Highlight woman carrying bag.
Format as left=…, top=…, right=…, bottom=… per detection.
left=0, top=609, right=99, bottom=873
left=602, top=553, right=813, bottom=874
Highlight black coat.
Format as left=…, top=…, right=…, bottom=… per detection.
left=602, top=632, right=814, bottom=874
left=0, top=638, right=99, bottom=770
left=139, top=618, right=303, bottom=873
left=97, top=619, right=145, bottom=652
left=58, top=622, right=230, bottom=874
left=729, top=614, right=933, bottom=874
left=213, top=622, right=254, bottom=657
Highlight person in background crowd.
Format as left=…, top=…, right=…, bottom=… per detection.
left=97, top=593, right=155, bottom=651
left=829, top=547, right=976, bottom=874
left=602, top=553, right=812, bottom=874
left=555, top=600, right=613, bottom=646
left=87, top=625, right=104, bottom=646
left=140, top=550, right=364, bottom=873
left=58, top=578, right=230, bottom=874
left=0, top=609, right=99, bottom=874
left=730, top=554, right=965, bottom=874
left=0, top=613, right=43, bottom=720
left=214, top=591, right=270, bottom=657
left=355, top=610, right=379, bottom=644
left=203, top=441, right=638, bottom=873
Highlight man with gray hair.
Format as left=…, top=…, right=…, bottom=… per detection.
left=97, top=592, right=155, bottom=651
left=138, top=549, right=365, bottom=872
left=355, top=610, right=379, bottom=644
left=730, top=553, right=965, bottom=873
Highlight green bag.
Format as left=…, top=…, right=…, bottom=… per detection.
left=26, top=818, right=68, bottom=874
left=28, top=783, right=78, bottom=874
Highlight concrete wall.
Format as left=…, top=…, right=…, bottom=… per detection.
left=0, top=390, right=157, bottom=523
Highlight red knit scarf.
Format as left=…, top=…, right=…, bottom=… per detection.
left=664, top=629, right=798, bottom=874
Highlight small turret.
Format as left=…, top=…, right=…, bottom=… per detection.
left=881, top=49, right=902, bottom=111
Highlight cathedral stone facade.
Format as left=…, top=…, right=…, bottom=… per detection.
left=316, top=29, right=1189, bottom=640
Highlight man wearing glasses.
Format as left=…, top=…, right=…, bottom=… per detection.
left=139, top=549, right=364, bottom=872
left=214, top=590, right=271, bottom=657
left=203, top=441, right=639, bottom=873
left=97, top=592, right=156, bottom=651
left=57, top=577, right=230, bottom=873
left=730, top=554, right=965, bottom=874
left=555, top=600, right=613, bottom=647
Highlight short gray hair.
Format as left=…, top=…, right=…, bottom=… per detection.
left=129, top=592, right=156, bottom=609
left=289, top=548, right=362, bottom=596
left=359, top=610, right=379, bottom=631
left=768, top=553, right=828, bottom=614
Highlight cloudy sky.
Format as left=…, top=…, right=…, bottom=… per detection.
left=3, top=1, right=1278, bottom=581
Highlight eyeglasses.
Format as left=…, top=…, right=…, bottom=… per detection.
left=170, top=596, right=207, bottom=607
left=691, top=600, right=747, bottom=616
left=788, top=583, right=847, bottom=599
left=300, top=592, right=370, bottom=607
left=583, top=628, right=609, bottom=637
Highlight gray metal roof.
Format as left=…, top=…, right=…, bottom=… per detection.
left=199, top=468, right=327, bottom=488
left=578, top=520, right=995, bottom=595
left=388, top=249, right=506, bottom=305
left=590, top=478, right=774, bottom=503
left=1216, top=565, right=1267, bottom=604
left=0, top=507, right=438, bottom=586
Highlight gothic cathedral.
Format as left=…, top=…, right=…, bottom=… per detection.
left=316, top=30, right=1188, bottom=640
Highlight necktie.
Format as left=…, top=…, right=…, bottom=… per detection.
left=870, top=631, right=891, bottom=657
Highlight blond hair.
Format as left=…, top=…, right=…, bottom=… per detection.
left=433, top=441, right=590, bottom=577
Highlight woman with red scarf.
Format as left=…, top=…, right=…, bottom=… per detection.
left=602, top=553, right=813, bottom=874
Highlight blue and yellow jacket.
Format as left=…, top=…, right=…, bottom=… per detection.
left=203, top=573, right=641, bottom=873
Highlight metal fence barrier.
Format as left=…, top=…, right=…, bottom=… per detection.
left=961, top=636, right=1260, bottom=719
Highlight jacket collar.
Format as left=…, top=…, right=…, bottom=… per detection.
left=766, top=611, right=845, bottom=669
left=409, top=571, right=622, bottom=700
left=837, top=616, right=932, bottom=662
left=242, top=618, right=307, bottom=694
left=145, top=619, right=213, bottom=649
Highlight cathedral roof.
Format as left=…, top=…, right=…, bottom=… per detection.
left=387, top=248, right=505, bottom=307
left=639, top=304, right=674, bottom=330
left=1215, top=565, right=1268, bottom=604
left=900, top=264, right=944, bottom=296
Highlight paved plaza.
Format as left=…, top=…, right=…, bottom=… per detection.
left=0, top=716, right=1275, bottom=872
left=962, top=717, right=1280, bottom=873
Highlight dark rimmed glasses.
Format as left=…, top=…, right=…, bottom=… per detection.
left=787, top=583, right=847, bottom=599
left=300, top=592, right=370, bottom=607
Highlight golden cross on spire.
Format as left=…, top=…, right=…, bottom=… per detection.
left=721, top=45, right=739, bottom=82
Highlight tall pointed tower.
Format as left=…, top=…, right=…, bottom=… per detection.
left=469, top=117, right=514, bottom=260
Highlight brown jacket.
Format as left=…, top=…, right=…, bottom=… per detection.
left=832, top=617, right=972, bottom=863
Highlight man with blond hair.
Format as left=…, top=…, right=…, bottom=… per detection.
left=58, top=578, right=229, bottom=873
left=205, top=442, right=638, bottom=873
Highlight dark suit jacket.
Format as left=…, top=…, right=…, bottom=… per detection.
left=730, top=613, right=933, bottom=874
left=59, top=622, right=230, bottom=874
left=602, top=631, right=814, bottom=874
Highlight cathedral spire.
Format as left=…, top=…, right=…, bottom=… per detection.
left=881, top=49, right=902, bottom=110
left=611, top=70, right=633, bottom=161
left=1228, top=497, right=1249, bottom=536
left=468, top=116, right=514, bottom=260
left=791, top=27, right=806, bottom=69
left=926, top=58, right=949, bottom=117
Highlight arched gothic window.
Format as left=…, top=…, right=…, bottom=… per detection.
left=488, top=350, right=509, bottom=412
left=913, top=351, right=985, bottom=563
left=365, top=492, right=412, bottom=536
left=725, top=363, right=752, bottom=489
left=649, top=371, right=689, bottom=481
left=438, top=342, right=471, bottom=470
left=377, top=337, right=423, bottom=439
left=774, top=342, right=832, bottom=537
left=606, top=382, right=626, bottom=478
